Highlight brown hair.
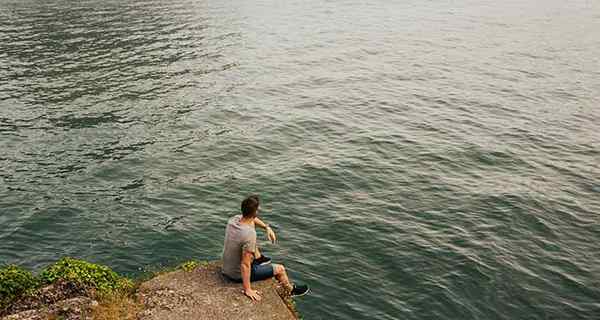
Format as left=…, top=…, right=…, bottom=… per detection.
left=241, top=195, right=260, bottom=218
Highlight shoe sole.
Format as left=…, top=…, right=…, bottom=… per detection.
left=291, top=287, right=310, bottom=298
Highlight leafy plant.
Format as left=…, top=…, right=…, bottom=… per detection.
left=179, top=260, right=199, bottom=272
left=39, top=258, right=128, bottom=294
left=0, top=265, right=39, bottom=309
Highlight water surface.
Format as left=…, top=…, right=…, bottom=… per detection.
left=1, top=0, right=600, bottom=319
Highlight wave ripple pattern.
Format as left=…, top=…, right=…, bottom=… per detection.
left=1, top=0, right=599, bottom=319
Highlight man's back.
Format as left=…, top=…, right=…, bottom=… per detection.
left=222, top=214, right=256, bottom=279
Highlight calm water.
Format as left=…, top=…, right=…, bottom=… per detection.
left=1, top=0, right=600, bottom=319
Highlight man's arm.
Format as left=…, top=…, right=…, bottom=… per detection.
left=241, top=250, right=261, bottom=301
left=254, top=217, right=276, bottom=243
left=254, top=217, right=269, bottom=230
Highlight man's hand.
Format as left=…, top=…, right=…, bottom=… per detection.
left=244, top=288, right=262, bottom=301
left=254, top=217, right=277, bottom=243
left=266, top=226, right=277, bottom=243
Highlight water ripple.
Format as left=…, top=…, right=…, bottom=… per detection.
left=2, top=0, right=600, bottom=319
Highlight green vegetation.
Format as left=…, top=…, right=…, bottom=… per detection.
left=1, top=257, right=208, bottom=312
left=1, top=258, right=133, bottom=311
left=40, top=257, right=132, bottom=294
left=178, top=260, right=208, bottom=272
left=0, top=265, right=40, bottom=309
left=179, top=260, right=199, bottom=272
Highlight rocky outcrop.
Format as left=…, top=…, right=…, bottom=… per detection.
left=2, top=297, right=96, bottom=320
left=1, top=280, right=96, bottom=320
left=1, top=262, right=298, bottom=320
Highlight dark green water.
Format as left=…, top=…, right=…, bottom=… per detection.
left=1, top=0, right=600, bottom=319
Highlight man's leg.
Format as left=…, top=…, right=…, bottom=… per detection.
left=251, top=263, right=309, bottom=297
left=272, top=263, right=293, bottom=292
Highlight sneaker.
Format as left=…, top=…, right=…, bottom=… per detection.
left=254, top=255, right=271, bottom=265
left=290, top=284, right=310, bottom=297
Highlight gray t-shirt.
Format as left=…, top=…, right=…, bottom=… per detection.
left=222, top=215, right=256, bottom=279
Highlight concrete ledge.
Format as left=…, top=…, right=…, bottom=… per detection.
left=137, top=261, right=298, bottom=320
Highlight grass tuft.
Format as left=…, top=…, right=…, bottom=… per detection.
left=91, top=290, right=141, bottom=320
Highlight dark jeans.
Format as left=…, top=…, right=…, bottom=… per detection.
left=224, top=260, right=275, bottom=282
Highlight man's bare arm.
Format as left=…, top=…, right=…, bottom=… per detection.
left=241, top=250, right=261, bottom=301
left=254, top=217, right=276, bottom=243
left=254, top=217, right=269, bottom=230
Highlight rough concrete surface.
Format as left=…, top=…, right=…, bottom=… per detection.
left=137, top=262, right=298, bottom=320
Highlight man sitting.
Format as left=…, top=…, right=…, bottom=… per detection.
left=221, top=195, right=309, bottom=301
